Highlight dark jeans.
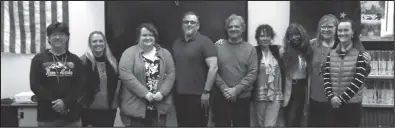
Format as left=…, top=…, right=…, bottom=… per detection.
left=175, top=94, right=208, bottom=127
left=331, top=103, right=362, bottom=127
left=285, top=78, right=307, bottom=127
left=308, top=98, right=333, bottom=127
left=80, top=108, right=117, bottom=127
left=212, top=91, right=250, bottom=127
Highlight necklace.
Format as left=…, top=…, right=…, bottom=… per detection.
left=52, top=54, right=68, bottom=84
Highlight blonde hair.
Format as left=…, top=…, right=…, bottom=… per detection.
left=315, top=14, right=339, bottom=46
left=83, top=31, right=118, bottom=74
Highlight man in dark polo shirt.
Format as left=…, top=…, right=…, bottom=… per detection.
left=172, top=12, right=218, bottom=127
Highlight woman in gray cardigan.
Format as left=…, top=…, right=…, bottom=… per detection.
left=118, top=23, right=176, bottom=127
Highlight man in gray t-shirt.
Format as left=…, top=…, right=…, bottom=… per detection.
left=172, top=12, right=218, bottom=127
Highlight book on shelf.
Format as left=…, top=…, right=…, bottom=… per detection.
left=363, top=79, right=394, bottom=106
left=367, top=50, right=394, bottom=76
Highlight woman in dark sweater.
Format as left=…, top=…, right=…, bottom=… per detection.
left=323, top=17, right=371, bottom=127
left=79, top=31, right=120, bottom=127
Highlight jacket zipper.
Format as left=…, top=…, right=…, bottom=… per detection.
left=338, top=56, right=343, bottom=97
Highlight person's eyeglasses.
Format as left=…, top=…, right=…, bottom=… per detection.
left=321, top=25, right=335, bottom=30
left=182, top=20, right=198, bottom=25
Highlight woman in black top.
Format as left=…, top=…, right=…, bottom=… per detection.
left=79, top=31, right=120, bottom=127
left=281, top=23, right=310, bottom=127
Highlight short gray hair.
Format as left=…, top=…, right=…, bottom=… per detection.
left=224, top=14, right=246, bottom=31
left=182, top=11, right=200, bottom=24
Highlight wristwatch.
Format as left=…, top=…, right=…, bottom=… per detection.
left=203, top=90, right=211, bottom=94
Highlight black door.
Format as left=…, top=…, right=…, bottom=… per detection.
left=106, top=1, right=182, bottom=60
left=290, top=1, right=361, bottom=38
left=105, top=1, right=247, bottom=60
left=177, top=1, right=248, bottom=42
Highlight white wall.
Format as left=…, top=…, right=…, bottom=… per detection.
left=1, top=53, right=35, bottom=98
left=1, top=1, right=105, bottom=98
left=68, top=1, right=105, bottom=56
left=247, top=1, right=290, bottom=46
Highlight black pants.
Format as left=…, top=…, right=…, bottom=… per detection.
left=80, top=108, right=117, bottom=127
left=285, top=78, right=307, bottom=127
left=307, top=99, right=333, bottom=127
left=212, top=91, right=250, bottom=127
left=331, top=103, right=362, bottom=127
left=126, top=109, right=167, bottom=127
left=175, top=94, right=208, bottom=127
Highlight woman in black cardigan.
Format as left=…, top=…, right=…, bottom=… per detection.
left=79, top=31, right=120, bottom=127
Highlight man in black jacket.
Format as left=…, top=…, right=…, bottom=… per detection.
left=30, top=22, right=85, bottom=126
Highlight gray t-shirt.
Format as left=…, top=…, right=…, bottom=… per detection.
left=172, top=32, right=217, bottom=95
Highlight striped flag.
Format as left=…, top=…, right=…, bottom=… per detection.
left=1, top=1, right=69, bottom=54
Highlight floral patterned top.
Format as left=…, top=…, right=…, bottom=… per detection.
left=142, top=55, right=160, bottom=110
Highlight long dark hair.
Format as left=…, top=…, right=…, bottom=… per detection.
left=283, top=23, right=310, bottom=72
left=333, top=17, right=365, bottom=52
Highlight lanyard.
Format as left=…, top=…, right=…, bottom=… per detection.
left=51, top=54, right=67, bottom=84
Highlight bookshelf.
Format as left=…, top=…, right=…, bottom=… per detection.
left=360, top=38, right=394, bottom=127
left=362, top=39, right=394, bottom=108
left=366, top=75, right=394, bottom=79
left=362, top=103, right=394, bottom=108
left=360, top=36, right=395, bottom=127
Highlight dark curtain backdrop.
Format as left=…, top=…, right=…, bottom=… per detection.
left=290, top=1, right=361, bottom=40
left=105, top=1, right=247, bottom=60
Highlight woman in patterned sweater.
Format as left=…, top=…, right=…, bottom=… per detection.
left=79, top=31, right=120, bottom=126
left=323, top=17, right=371, bottom=127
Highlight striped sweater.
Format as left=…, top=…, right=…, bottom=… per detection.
left=323, top=50, right=371, bottom=105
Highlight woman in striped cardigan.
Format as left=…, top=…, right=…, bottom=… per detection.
left=323, top=17, right=371, bottom=127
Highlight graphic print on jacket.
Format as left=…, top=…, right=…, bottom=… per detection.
left=43, top=62, right=74, bottom=77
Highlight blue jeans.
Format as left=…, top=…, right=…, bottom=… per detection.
left=254, top=100, right=281, bottom=127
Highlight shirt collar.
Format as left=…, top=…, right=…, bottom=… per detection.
left=336, top=42, right=353, bottom=55
left=182, top=32, right=201, bottom=43
left=46, top=49, right=70, bottom=56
